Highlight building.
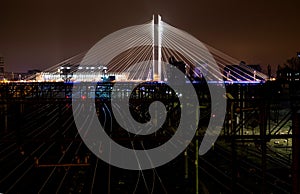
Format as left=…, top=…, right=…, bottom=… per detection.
left=0, top=55, right=4, bottom=80
left=35, top=65, right=128, bottom=82
left=4, top=72, right=27, bottom=81
left=276, top=66, right=300, bottom=82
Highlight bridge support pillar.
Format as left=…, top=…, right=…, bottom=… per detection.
left=152, top=15, right=162, bottom=81
left=259, top=94, right=267, bottom=194
left=16, top=103, right=25, bottom=155
left=195, top=130, right=199, bottom=194
left=184, top=149, right=188, bottom=179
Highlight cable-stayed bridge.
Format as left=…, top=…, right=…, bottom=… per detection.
left=1, top=15, right=298, bottom=194
left=27, top=15, right=267, bottom=83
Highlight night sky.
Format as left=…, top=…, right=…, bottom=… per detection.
left=1, top=0, right=299, bottom=73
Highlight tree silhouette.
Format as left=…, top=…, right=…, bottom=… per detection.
left=286, top=57, right=300, bottom=71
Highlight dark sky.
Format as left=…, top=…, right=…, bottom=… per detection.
left=1, top=0, right=299, bottom=73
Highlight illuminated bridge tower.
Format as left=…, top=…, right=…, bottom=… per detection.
left=0, top=55, right=4, bottom=80
left=152, top=15, right=162, bottom=81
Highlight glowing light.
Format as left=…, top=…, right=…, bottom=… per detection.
left=158, top=15, right=162, bottom=82
left=152, top=14, right=162, bottom=81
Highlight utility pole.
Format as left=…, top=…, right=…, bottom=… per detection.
left=291, top=52, right=300, bottom=193
left=292, top=109, right=300, bottom=194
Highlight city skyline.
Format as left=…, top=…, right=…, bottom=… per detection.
left=0, top=0, right=299, bottom=73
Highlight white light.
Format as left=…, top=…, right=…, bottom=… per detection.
left=152, top=14, right=162, bottom=81
left=158, top=14, right=162, bottom=82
